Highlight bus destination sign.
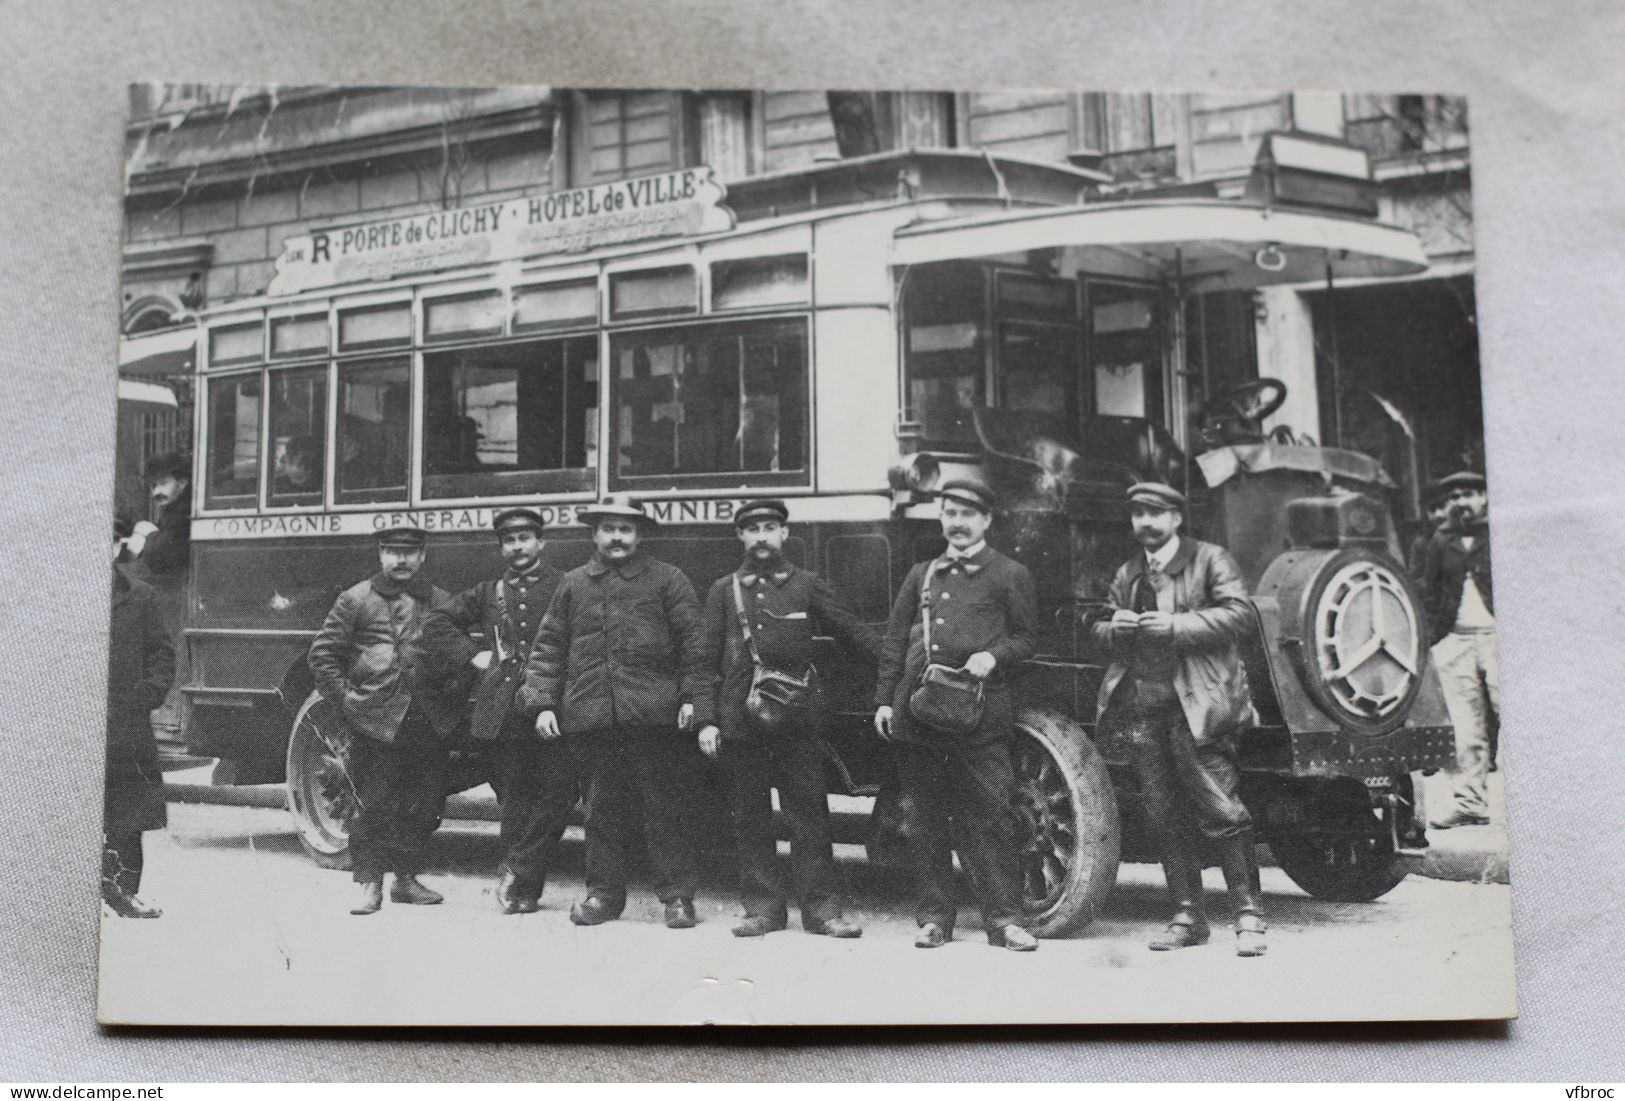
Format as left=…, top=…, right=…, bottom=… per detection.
left=195, top=498, right=756, bottom=541
left=268, top=166, right=734, bottom=296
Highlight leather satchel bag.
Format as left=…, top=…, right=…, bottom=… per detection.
left=906, top=559, right=986, bottom=738
left=733, top=574, right=817, bottom=735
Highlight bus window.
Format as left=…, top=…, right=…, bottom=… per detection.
left=901, top=262, right=986, bottom=450
left=999, top=321, right=1075, bottom=415
left=1088, top=283, right=1163, bottom=424
left=611, top=317, right=808, bottom=488
left=204, top=373, right=260, bottom=509
left=267, top=366, right=327, bottom=507
left=422, top=336, right=598, bottom=499
left=336, top=357, right=409, bottom=504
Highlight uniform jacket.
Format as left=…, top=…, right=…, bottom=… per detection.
left=517, top=551, right=711, bottom=735
left=307, top=572, right=461, bottom=743
left=700, top=558, right=881, bottom=739
left=1091, top=537, right=1258, bottom=746
left=875, top=545, right=1038, bottom=745
left=1420, top=520, right=1494, bottom=646
left=419, top=562, right=564, bottom=741
left=105, top=567, right=175, bottom=832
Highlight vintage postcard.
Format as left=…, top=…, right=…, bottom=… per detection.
left=101, top=84, right=1512, bottom=1025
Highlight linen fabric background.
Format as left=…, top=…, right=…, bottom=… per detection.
left=2, top=0, right=1622, bottom=1081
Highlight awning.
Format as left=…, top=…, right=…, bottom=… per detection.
left=117, top=378, right=179, bottom=408
left=118, top=324, right=198, bottom=379
left=890, top=200, right=1430, bottom=291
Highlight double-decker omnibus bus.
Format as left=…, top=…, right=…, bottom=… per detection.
left=168, top=141, right=1456, bottom=935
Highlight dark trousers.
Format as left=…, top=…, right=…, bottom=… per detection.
left=896, top=738, right=1025, bottom=932
left=493, top=720, right=588, bottom=896
left=1126, top=694, right=1252, bottom=840
left=582, top=726, right=707, bottom=904
left=102, top=831, right=145, bottom=896
left=727, top=730, right=840, bottom=925
left=347, top=709, right=449, bottom=882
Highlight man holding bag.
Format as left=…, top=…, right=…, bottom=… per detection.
left=695, top=499, right=879, bottom=939
left=874, top=478, right=1040, bottom=952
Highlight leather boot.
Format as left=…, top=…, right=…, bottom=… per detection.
left=390, top=874, right=444, bottom=906
left=1220, top=833, right=1267, bottom=958
left=1148, top=830, right=1209, bottom=951
left=103, top=881, right=163, bottom=919
left=351, top=877, right=383, bottom=916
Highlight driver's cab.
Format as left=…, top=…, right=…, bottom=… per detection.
left=898, top=257, right=1271, bottom=493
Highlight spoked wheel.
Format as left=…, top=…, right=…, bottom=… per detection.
left=1010, top=710, right=1121, bottom=937
left=285, top=692, right=357, bottom=870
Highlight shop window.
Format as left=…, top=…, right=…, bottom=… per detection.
left=422, top=336, right=598, bottom=499
left=267, top=366, right=327, bottom=507
left=902, top=262, right=987, bottom=449
left=611, top=317, right=808, bottom=488
left=514, top=280, right=598, bottom=332
left=338, top=303, right=411, bottom=352
left=1089, top=282, right=1163, bottom=423
left=336, top=358, right=410, bottom=504
left=209, top=323, right=262, bottom=368
left=610, top=266, right=698, bottom=320
left=204, top=373, right=260, bottom=509
left=711, top=255, right=809, bottom=311
left=270, top=314, right=329, bottom=359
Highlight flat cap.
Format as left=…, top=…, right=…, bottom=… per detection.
left=734, top=498, right=789, bottom=529
left=1127, top=481, right=1186, bottom=511
left=937, top=477, right=996, bottom=513
left=492, top=507, right=547, bottom=535
left=1436, top=471, right=1486, bottom=494
left=373, top=523, right=429, bottom=547
left=579, top=493, right=657, bottom=528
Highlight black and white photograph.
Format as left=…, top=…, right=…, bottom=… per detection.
left=99, top=82, right=1514, bottom=1026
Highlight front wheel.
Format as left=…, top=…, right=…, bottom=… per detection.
left=1011, top=710, right=1121, bottom=937
left=285, top=692, right=357, bottom=870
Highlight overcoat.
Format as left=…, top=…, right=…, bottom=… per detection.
left=874, top=545, right=1037, bottom=745
left=517, top=552, right=712, bottom=734
left=1090, top=537, right=1258, bottom=746
left=1419, top=521, right=1493, bottom=646
left=105, top=567, right=175, bottom=833
left=700, top=560, right=880, bottom=739
left=419, top=563, right=564, bottom=741
left=307, top=572, right=460, bottom=743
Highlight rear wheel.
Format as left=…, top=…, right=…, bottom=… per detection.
left=285, top=692, right=356, bottom=870
left=1268, top=833, right=1412, bottom=901
left=1011, top=710, right=1120, bottom=936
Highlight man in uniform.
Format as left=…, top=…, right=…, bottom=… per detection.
left=308, top=524, right=461, bottom=915
left=1419, top=471, right=1499, bottom=828
left=695, top=499, right=879, bottom=939
left=874, top=477, right=1040, bottom=953
left=419, top=508, right=571, bottom=913
left=103, top=515, right=176, bottom=918
left=518, top=494, right=712, bottom=930
left=1091, top=482, right=1266, bottom=957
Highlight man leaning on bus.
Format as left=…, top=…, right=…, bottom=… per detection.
left=307, top=524, right=462, bottom=916
left=418, top=507, right=573, bottom=915
left=517, top=494, right=713, bottom=930
left=1091, top=482, right=1267, bottom=957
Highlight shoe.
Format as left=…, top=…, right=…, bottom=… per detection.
left=805, top=917, right=863, bottom=939
left=1148, top=914, right=1211, bottom=951
left=914, top=922, right=951, bottom=949
left=350, top=878, right=383, bottom=915
left=390, top=875, right=443, bottom=905
left=732, top=914, right=788, bottom=938
left=1235, top=912, right=1268, bottom=958
left=496, top=869, right=541, bottom=915
left=104, top=888, right=163, bottom=919
left=1431, top=811, right=1491, bottom=830
left=570, top=894, right=625, bottom=926
left=987, top=924, right=1039, bottom=952
left=665, top=898, right=698, bottom=929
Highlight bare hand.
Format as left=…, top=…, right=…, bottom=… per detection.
left=963, top=651, right=997, bottom=679
left=873, top=706, right=894, bottom=740
left=471, top=650, right=494, bottom=671
left=697, top=725, right=722, bottom=758
left=535, top=710, right=562, bottom=739
left=678, top=702, right=695, bottom=732
left=1111, top=609, right=1141, bottom=633
left=1137, top=611, right=1174, bottom=638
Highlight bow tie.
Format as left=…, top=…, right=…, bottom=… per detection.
left=740, top=569, right=790, bottom=587
left=936, top=555, right=983, bottom=576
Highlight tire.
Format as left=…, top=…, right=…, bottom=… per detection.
left=285, top=692, right=357, bottom=871
left=1267, top=832, right=1412, bottom=902
left=1010, top=710, right=1121, bottom=937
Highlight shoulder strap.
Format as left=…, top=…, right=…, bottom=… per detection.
left=731, top=574, right=765, bottom=668
left=919, top=557, right=945, bottom=660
